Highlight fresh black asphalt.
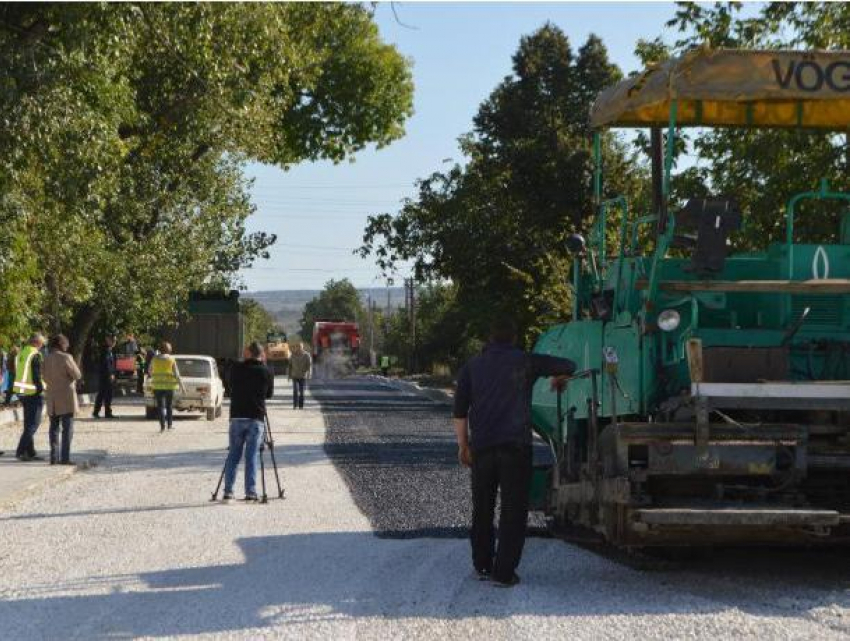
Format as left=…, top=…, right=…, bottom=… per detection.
left=315, top=377, right=471, bottom=539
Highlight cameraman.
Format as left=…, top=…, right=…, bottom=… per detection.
left=223, top=342, right=274, bottom=501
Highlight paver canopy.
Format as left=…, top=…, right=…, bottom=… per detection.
left=590, top=48, right=850, bottom=130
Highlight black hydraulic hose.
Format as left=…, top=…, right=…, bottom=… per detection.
left=806, top=342, right=816, bottom=381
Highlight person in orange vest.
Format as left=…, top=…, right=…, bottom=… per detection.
left=13, top=333, right=46, bottom=461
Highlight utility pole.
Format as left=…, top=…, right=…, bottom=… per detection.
left=367, top=290, right=375, bottom=367
left=403, top=278, right=411, bottom=372
left=404, top=277, right=417, bottom=374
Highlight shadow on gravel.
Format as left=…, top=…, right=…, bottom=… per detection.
left=80, top=443, right=329, bottom=477
left=0, top=502, right=209, bottom=522
left=309, top=382, right=401, bottom=394
left=4, top=532, right=849, bottom=639
left=375, top=525, right=469, bottom=539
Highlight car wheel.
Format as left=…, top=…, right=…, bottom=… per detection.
left=215, top=403, right=222, bottom=418
left=206, top=407, right=216, bottom=421
left=145, top=406, right=157, bottom=420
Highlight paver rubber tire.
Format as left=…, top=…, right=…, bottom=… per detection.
left=144, top=406, right=157, bottom=420
left=206, top=407, right=216, bottom=421
left=215, top=403, right=222, bottom=418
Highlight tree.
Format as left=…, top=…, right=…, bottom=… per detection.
left=656, top=2, right=849, bottom=250
left=0, top=4, right=414, bottom=358
left=299, top=279, right=365, bottom=340
left=361, top=25, right=639, bottom=346
left=241, top=299, right=280, bottom=346
left=411, top=283, right=482, bottom=373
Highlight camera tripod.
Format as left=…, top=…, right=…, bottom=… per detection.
left=210, top=411, right=285, bottom=504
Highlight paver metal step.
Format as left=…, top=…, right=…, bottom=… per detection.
left=635, top=507, right=841, bottom=527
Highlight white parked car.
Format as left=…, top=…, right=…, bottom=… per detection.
left=144, top=355, right=224, bottom=421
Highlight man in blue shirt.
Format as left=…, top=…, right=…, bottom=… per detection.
left=453, top=317, right=575, bottom=587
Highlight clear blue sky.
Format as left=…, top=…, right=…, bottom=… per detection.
left=240, top=2, right=693, bottom=292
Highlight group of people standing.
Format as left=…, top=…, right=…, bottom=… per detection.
left=1, top=332, right=180, bottom=463
left=3, top=333, right=82, bottom=465
left=5, top=317, right=569, bottom=589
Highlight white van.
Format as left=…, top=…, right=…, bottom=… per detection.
left=144, top=355, right=224, bottom=421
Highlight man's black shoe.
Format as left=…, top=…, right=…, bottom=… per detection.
left=92, top=412, right=100, bottom=419
left=59, top=461, right=75, bottom=466
left=244, top=493, right=259, bottom=502
left=492, top=573, right=521, bottom=588
left=105, top=413, right=114, bottom=419
left=476, top=568, right=492, bottom=581
left=222, top=492, right=234, bottom=501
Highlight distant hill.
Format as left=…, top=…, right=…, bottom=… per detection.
left=245, top=288, right=407, bottom=336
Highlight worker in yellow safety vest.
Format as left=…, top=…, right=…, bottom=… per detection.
left=149, top=341, right=184, bottom=432
left=13, top=333, right=47, bottom=461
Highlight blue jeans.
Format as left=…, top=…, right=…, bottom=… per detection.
left=292, top=378, right=306, bottom=408
left=154, top=390, right=174, bottom=429
left=224, top=418, right=263, bottom=496
left=16, top=395, right=44, bottom=458
left=49, top=414, right=74, bottom=463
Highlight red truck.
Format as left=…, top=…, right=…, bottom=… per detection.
left=114, top=337, right=141, bottom=391
left=312, top=321, right=360, bottom=378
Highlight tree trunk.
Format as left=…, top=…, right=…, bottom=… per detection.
left=67, top=304, right=101, bottom=365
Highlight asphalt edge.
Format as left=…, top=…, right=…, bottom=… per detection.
left=370, top=375, right=454, bottom=406
left=0, top=449, right=108, bottom=511
left=0, top=394, right=94, bottom=429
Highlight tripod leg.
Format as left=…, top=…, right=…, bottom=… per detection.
left=211, top=453, right=228, bottom=501
left=266, top=437, right=285, bottom=499
left=259, top=444, right=268, bottom=504
left=264, top=412, right=285, bottom=499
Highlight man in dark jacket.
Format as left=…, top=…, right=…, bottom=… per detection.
left=454, top=317, right=575, bottom=587
left=223, top=342, right=274, bottom=501
left=92, top=336, right=116, bottom=419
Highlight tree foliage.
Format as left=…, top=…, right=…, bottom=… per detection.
left=299, top=279, right=365, bottom=340
left=241, top=298, right=280, bottom=346
left=660, top=2, right=849, bottom=249
left=361, top=25, right=640, bottom=344
left=382, top=283, right=482, bottom=373
left=0, top=3, right=413, bottom=357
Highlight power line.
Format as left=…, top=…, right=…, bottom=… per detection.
left=252, top=213, right=386, bottom=220
left=255, top=196, right=403, bottom=206
left=275, top=243, right=356, bottom=252
left=252, top=183, right=412, bottom=190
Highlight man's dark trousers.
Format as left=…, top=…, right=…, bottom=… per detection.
left=49, top=414, right=74, bottom=463
left=16, top=395, right=44, bottom=458
left=94, top=378, right=113, bottom=417
left=292, top=378, right=305, bottom=409
left=470, top=443, right=532, bottom=582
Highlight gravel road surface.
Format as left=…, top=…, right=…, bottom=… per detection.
left=0, top=375, right=847, bottom=640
